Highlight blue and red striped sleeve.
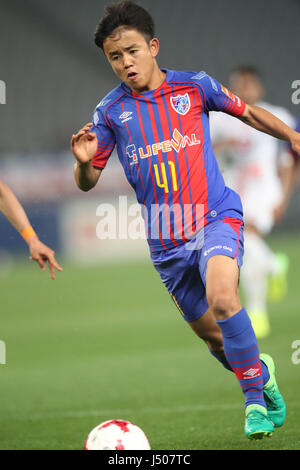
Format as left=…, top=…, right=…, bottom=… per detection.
left=196, top=72, right=246, bottom=117
left=90, top=107, right=116, bottom=169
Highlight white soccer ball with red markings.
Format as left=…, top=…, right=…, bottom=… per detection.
left=84, top=419, right=151, bottom=450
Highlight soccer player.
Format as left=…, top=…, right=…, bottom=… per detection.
left=210, top=67, right=299, bottom=338
left=70, top=1, right=300, bottom=440
left=0, top=180, right=63, bottom=280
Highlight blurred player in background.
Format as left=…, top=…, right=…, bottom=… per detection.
left=70, top=1, right=300, bottom=440
left=0, top=180, right=63, bottom=280
left=210, top=67, right=299, bottom=338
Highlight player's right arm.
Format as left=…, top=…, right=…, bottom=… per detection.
left=71, top=122, right=102, bottom=191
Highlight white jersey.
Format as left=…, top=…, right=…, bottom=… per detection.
left=210, top=101, right=295, bottom=234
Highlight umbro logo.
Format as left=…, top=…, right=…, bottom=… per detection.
left=242, top=368, right=260, bottom=379
left=119, top=111, right=133, bottom=123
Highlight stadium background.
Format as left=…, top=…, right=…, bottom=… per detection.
left=0, top=0, right=299, bottom=450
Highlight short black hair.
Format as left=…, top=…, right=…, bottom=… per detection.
left=94, top=0, right=155, bottom=50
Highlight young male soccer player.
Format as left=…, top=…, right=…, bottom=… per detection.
left=70, top=1, right=300, bottom=440
left=0, top=180, right=62, bottom=279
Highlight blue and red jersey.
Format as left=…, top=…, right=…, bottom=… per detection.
left=90, top=69, right=246, bottom=253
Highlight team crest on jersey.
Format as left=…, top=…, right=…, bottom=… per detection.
left=170, top=93, right=191, bottom=116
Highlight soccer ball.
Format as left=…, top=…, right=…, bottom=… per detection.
left=84, top=419, right=151, bottom=450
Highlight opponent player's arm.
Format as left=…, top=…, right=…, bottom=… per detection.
left=0, top=181, right=62, bottom=279
left=0, top=180, right=33, bottom=233
left=239, top=104, right=300, bottom=157
left=274, top=153, right=300, bottom=224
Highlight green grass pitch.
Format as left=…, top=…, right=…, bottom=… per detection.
left=0, top=234, right=299, bottom=450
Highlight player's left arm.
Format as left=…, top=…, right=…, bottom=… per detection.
left=239, top=104, right=300, bottom=157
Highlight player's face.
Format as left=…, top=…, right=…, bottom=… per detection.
left=230, top=73, right=264, bottom=105
left=103, top=27, right=161, bottom=93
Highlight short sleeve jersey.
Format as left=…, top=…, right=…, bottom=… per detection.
left=90, top=69, right=246, bottom=253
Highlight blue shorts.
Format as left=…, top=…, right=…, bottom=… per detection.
left=151, top=216, right=244, bottom=322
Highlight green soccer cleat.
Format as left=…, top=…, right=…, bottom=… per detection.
left=244, top=404, right=274, bottom=440
left=260, top=353, right=286, bottom=428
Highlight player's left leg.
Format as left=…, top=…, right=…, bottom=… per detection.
left=205, top=255, right=274, bottom=439
left=188, top=307, right=232, bottom=371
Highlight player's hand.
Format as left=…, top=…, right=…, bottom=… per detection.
left=27, top=237, right=63, bottom=280
left=71, top=123, right=97, bottom=164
